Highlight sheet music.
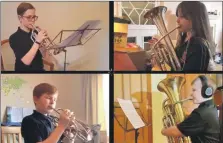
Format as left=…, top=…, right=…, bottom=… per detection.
left=117, top=98, right=145, bottom=129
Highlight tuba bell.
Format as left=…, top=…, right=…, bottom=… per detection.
left=50, top=108, right=94, bottom=142
left=157, top=76, right=191, bottom=143
left=144, top=6, right=181, bottom=71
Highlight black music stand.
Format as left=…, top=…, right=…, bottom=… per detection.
left=48, top=20, right=101, bottom=71
left=114, top=105, right=151, bottom=143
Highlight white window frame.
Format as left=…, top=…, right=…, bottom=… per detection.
left=143, top=36, right=153, bottom=51
left=128, top=25, right=158, bottom=49
left=119, top=1, right=160, bottom=25
left=114, top=1, right=160, bottom=49
left=127, top=36, right=137, bottom=44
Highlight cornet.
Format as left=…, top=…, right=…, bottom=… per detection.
left=50, top=108, right=94, bottom=142
left=30, top=24, right=63, bottom=55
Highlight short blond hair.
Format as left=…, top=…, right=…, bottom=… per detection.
left=192, top=75, right=217, bottom=93
left=207, top=77, right=217, bottom=92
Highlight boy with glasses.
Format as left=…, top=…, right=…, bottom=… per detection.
left=9, top=2, right=48, bottom=71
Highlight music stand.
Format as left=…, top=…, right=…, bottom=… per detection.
left=114, top=103, right=151, bottom=143
left=49, top=20, right=101, bottom=71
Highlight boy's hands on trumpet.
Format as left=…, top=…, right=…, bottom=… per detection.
left=58, top=109, right=75, bottom=129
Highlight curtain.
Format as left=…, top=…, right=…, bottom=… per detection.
left=81, top=74, right=106, bottom=128
left=81, top=74, right=109, bottom=142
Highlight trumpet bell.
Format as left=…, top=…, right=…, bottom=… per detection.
left=144, top=6, right=167, bottom=20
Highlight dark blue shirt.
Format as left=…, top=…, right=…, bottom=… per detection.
left=21, top=110, right=62, bottom=143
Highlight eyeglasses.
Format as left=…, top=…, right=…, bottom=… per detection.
left=22, top=15, right=38, bottom=21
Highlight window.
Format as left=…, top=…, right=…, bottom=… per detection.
left=143, top=36, right=152, bottom=51
left=121, top=1, right=158, bottom=25
left=127, top=37, right=137, bottom=43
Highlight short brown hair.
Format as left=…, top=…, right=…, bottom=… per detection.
left=33, top=83, right=58, bottom=98
left=17, top=2, right=35, bottom=16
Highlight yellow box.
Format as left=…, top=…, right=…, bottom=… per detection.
left=114, top=22, right=128, bottom=48
left=114, top=33, right=127, bottom=49
left=114, top=23, right=128, bottom=33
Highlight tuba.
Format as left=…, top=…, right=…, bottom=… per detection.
left=50, top=108, right=94, bottom=142
left=144, top=6, right=181, bottom=71
left=157, top=76, right=191, bottom=143
left=30, top=24, right=63, bottom=56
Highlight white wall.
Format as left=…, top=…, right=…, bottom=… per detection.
left=1, top=2, right=109, bottom=71
left=1, top=74, right=87, bottom=122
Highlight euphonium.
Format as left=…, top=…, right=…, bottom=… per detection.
left=30, top=24, right=62, bottom=55
left=50, top=108, right=94, bottom=142
left=157, top=76, right=191, bottom=143
left=144, top=6, right=181, bottom=71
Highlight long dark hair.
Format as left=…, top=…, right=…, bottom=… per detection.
left=175, top=1, right=215, bottom=55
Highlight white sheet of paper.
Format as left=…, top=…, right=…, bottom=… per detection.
left=117, top=98, right=145, bottom=129
left=7, top=107, right=33, bottom=122
left=7, top=106, right=23, bottom=122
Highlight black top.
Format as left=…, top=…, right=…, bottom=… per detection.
left=177, top=100, right=220, bottom=143
left=9, top=27, right=44, bottom=71
left=175, top=37, right=210, bottom=71
left=21, top=110, right=62, bottom=143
